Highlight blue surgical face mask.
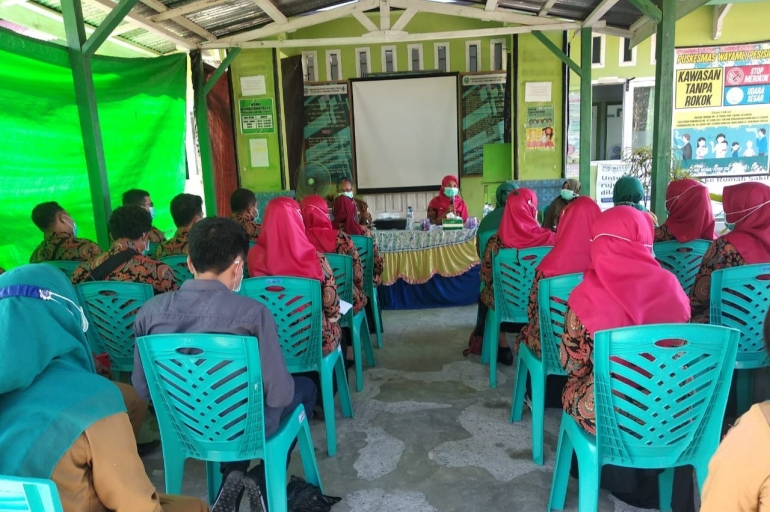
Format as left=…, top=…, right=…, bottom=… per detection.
left=148, top=207, right=156, bottom=219
left=342, top=191, right=354, bottom=199
left=252, top=207, right=260, bottom=222
left=725, top=223, right=736, bottom=231
left=444, top=187, right=459, bottom=198
left=64, top=216, right=78, bottom=237
left=560, top=189, right=575, bottom=201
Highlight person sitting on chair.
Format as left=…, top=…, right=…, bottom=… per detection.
left=427, top=175, right=468, bottom=225
left=134, top=216, right=314, bottom=512
left=613, top=176, right=658, bottom=225
left=230, top=188, right=261, bottom=243
left=332, top=194, right=384, bottom=286
left=122, top=189, right=166, bottom=244
left=155, top=193, right=203, bottom=259
left=542, top=179, right=581, bottom=231
left=29, top=202, right=101, bottom=263
left=654, top=179, right=716, bottom=243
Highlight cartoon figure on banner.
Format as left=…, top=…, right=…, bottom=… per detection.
left=711, top=134, right=728, bottom=158
left=696, top=137, right=708, bottom=159
left=732, top=142, right=741, bottom=158
left=680, top=134, right=692, bottom=163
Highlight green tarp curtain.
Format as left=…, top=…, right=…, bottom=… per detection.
left=0, top=27, right=186, bottom=270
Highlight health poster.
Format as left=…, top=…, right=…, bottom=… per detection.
left=673, top=44, right=770, bottom=186
left=525, top=105, right=556, bottom=151
left=595, top=161, right=632, bottom=211
left=239, top=98, right=275, bottom=134
left=461, top=73, right=507, bottom=176
left=303, top=82, right=352, bottom=184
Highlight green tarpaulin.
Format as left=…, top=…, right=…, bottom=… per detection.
left=0, top=28, right=187, bottom=270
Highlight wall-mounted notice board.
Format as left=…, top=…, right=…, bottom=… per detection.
left=303, top=82, right=353, bottom=184
left=460, top=73, right=507, bottom=176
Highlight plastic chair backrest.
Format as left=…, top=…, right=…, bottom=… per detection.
left=350, top=235, right=374, bottom=295
left=654, top=240, right=712, bottom=295
left=137, top=334, right=266, bottom=462
left=161, top=255, right=194, bottom=285
left=0, top=476, right=64, bottom=512
left=75, top=281, right=154, bottom=372
left=537, top=273, right=583, bottom=372
left=710, top=263, right=770, bottom=369
left=478, top=229, right=496, bottom=259
left=324, top=253, right=353, bottom=329
left=148, top=242, right=160, bottom=257
left=593, top=323, right=738, bottom=469
left=239, top=276, right=323, bottom=372
left=42, top=260, right=80, bottom=279
left=492, top=246, right=552, bottom=324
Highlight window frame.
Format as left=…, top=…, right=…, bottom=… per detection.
left=326, top=49, right=343, bottom=81
left=434, top=42, right=450, bottom=73
left=619, top=38, right=637, bottom=67
left=407, top=43, right=424, bottom=71
left=591, top=34, right=605, bottom=69
left=490, top=38, right=507, bottom=71
left=381, top=45, right=397, bottom=73
left=301, top=50, right=318, bottom=82
left=466, top=40, right=481, bottom=72
left=355, top=47, right=372, bottom=78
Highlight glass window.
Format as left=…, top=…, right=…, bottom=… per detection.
left=591, top=37, right=602, bottom=64
left=359, top=51, right=368, bottom=77
left=622, top=38, right=633, bottom=63
left=411, top=48, right=420, bottom=70
left=306, top=54, right=315, bottom=82
left=385, top=49, right=394, bottom=72
left=329, top=53, right=339, bottom=80
left=632, top=86, right=656, bottom=149
left=493, top=42, right=504, bottom=71
left=438, top=46, right=447, bottom=72
left=469, top=44, right=478, bottom=72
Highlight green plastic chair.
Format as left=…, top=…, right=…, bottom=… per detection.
left=0, top=476, right=63, bottom=512
left=75, top=281, right=154, bottom=374
left=136, top=334, right=322, bottom=511
left=548, top=323, right=739, bottom=512
left=350, top=235, right=383, bottom=349
left=325, top=253, right=375, bottom=392
left=510, top=272, right=582, bottom=465
left=42, top=260, right=80, bottom=279
left=240, top=276, right=353, bottom=456
left=654, top=240, right=712, bottom=295
left=160, top=255, right=194, bottom=285
left=710, top=263, right=770, bottom=415
left=481, top=246, right=552, bottom=388
left=147, top=242, right=160, bottom=257
left=477, top=229, right=497, bottom=292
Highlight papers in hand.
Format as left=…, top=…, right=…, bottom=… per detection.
left=339, top=300, right=353, bottom=316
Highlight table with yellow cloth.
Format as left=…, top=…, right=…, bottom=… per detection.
left=374, top=228, right=480, bottom=310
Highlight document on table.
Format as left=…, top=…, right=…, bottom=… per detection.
left=339, top=300, right=353, bottom=316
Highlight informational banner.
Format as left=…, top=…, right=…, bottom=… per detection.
left=595, top=161, right=631, bottom=211
left=461, top=73, right=507, bottom=176
left=303, top=82, right=352, bottom=184
left=566, top=91, right=580, bottom=178
left=239, top=98, right=275, bottom=134
left=673, top=44, right=770, bottom=188
left=525, top=105, right=556, bottom=151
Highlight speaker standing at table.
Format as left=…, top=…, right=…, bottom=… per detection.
left=427, top=175, right=469, bottom=225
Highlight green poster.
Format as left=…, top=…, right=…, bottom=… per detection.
left=240, top=98, right=275, bottom=134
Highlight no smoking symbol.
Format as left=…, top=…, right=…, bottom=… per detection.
left=727, top=68, right=744, bottom=85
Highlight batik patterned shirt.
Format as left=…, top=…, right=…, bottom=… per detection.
left=231, top=212, right=262, bottom=243
left=154, top=228, right=190, bottom=259
left=30, top=232, right=101, bottom=263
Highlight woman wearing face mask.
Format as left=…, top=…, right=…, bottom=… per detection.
left=248, top=197, right=343, bottom=357
left=332, top=195, right=384, bottom=287
left=613, top=176, right=658, bottom=225
left=542, top=179, right=581, bottom=231
left=561, top=206, right=695, bottom=512
left=655, top=179, right=716, bottom=243
left=427, top=175, right=469, bottom=225
left=0, top=265, right=207, bottom=512
left=689, top=182, right=770, bottom=324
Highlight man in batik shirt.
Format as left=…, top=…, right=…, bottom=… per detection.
left=122, top=189, right=166, bottom=244
left=155, top=194, right=203, bottom=259
left=229, top=188, right=261, bottom=243
left=29, top=202, right=101, bottom=263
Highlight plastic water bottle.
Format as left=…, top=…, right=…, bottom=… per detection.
left=406, top=206, right=414, bottom=230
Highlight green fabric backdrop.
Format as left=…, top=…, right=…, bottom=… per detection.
left=0, top=28, right=187, bottom=270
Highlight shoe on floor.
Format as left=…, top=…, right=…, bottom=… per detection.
left=497, top=347, right=514, bottom=366
left=244, top=466, right=268, bottom=512
left=211, top=469, right=244, bottom=512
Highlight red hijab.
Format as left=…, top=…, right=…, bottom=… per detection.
left=568, top=206, right=690, bottom=336
left=427, top=174, right=469, bottom=221
left=247, top=196, right=323, bottom=282
left=498, top=188, right=555, bottom=249
left=332, top=195, right=365, bottom=236
left=722, top=182, right=770, bottom=264
left=537, top=196, right=601, bottom=278
left=663, top=179, right=716, bottom=242
left=299, top=195, right=338, bottom=253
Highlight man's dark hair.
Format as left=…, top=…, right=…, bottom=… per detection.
left=230, top=188, right=256, bottom=214
left=109, top=205, right=152, bottom=240
left=337, top=178, right=353, bottom=190
left=31, top=202, right=64, bottom=231
left=122, top=189, right=150, bottom=206
left=170, top=194, right=203, bottom=228
left=188, top=217, right=249, bottom=274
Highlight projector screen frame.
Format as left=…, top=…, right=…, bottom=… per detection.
left=349, top=72, right=462, bottom=195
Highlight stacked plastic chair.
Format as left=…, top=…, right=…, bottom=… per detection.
left=160, top=255, right=194, bottom=285
left=653, top=240, right=711, bottom=295
left=240, top=276, right=353, bottom=456
left=510, top=272, right=582, bottom=465
left=709, top=263, right=770, bottom=415
left=350, top=235, right=383, bottom=349
left=137, top=333, right=322, bottom=511
left=481, top=246, right=552, bottom=388
left=548, top=323, right=739, bottom=511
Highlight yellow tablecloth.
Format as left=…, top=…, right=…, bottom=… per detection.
left=374, top=229, right=480, bottom=286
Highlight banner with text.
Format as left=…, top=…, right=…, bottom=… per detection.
left=461, top=73, right=507, bottom=176
left=303, top=82, right=352, bottom=184
left=595, top=161, right=632, bottom=211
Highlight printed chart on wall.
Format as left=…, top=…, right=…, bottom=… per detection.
left=673, top=43, right=770, bottom=192
left=303, top=82, right=353, bottom=184
left=460, top=73, right=506, bottom=176
left=239, top=98, right=275, bottom=134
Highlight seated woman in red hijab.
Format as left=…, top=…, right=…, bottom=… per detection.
left=427, top=175, right=469, bottom=225
left=480, top=188, right=555, bottom=365
left=300, top=195, right=367, bottom=315
left=248, top=197, right=342, bottom=357
left=654, top=178, right=716, bottom=243
left=332, top=195, right=384, bottom=287
left=690, top=182, right=770, bottom=323
left=561, top=206, right=695, bottom=511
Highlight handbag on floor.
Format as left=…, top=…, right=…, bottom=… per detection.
left=287, top=475, right=341, bottom=512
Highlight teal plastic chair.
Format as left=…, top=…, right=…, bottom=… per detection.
left=548, top=323, right=739, bottom=512
left=710, top=263, right=770, bottom=415
left=43, top=260, right=80, bottom=279
left=325, top=253, right=375, bottom=392
left=160, top=255, right=194, bottom=285
left=477, top=229, right=497, bottom=292
left=0, top=476, right=63, bottom=512
left=240, top=276, right=353, bottom=456
left=654, top=240, right=712, bottom=295
left=75, top=281, right=154, bottom=374
left=510, top=272, right=582, bottom=465
left=481, top=246, right=552, bottom=388
left=136, top=334, right=322, bottom=511
left=350, top=235, right=383, bottom=348
left=148, top=242, right=160, bottom=257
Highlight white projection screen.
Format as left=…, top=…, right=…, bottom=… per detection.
left=351, top=75, right=459, bottom=192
